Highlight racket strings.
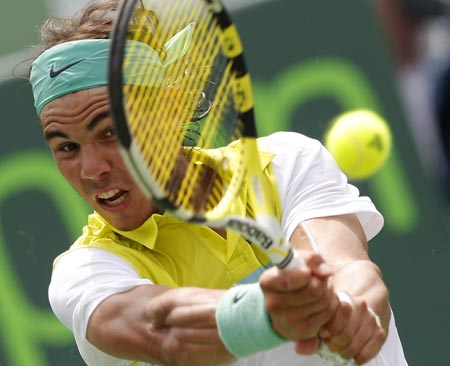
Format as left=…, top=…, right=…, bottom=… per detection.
left=124, top=5, right=193, bottom=192
left=122, top=0, right=245, bottom=215
left=164, top=11, right=225, bottom=209
left=175, top=54, right=238, bottom=210
left=173, top=18, right=221, bottom=125
left=175, top=63, right=230, bottom=206
left=167, top=11, right=230, bottom=210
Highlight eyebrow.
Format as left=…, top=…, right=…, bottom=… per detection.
left=44, top=130, right=68, bottom=141
left=87, top=111, right=110, bottom=132
left=44, top=111, right=111, bottom=141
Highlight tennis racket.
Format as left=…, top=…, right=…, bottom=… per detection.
left=108, top=0, right=353, bottom=364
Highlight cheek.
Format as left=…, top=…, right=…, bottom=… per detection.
left=110, top=149, right=131, bottom=174
left=111, top=146, right=125, bottom=162
left=55, top=158, right=81, bottom=187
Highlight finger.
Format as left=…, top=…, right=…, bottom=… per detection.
left=354, top=325, right=386, bottom=364
left=326, top=300, right=383, bottom=362
left=353, top=311, right=387, bottom=364
left=265, top=276, right=330, bottom=310
left=338, top=310, right=378, bottom=360
left=270, top=287, right=339, bottom=340
left=325, top=301, right=363, bottom=352
left=368, top=307, right=382, bottom=329
left=295, top=305, right=337, bottom=339
left=319, top=292, right=353, bottom=339
left=260, top=265, right=312, bottom=292
left=302, top=251, right=334, bottom=278
left=295, top=336, right=321, bottom=355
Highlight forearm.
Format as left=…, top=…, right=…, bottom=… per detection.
left=87, top=284, right=235, bottom=366
left=86, top=284, right=169, bottom=363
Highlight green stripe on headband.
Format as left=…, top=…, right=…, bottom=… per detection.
left=30, top=23, right=194, bottom=117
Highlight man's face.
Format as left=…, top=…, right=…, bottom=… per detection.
left=40, top=87, right=156, bottom=230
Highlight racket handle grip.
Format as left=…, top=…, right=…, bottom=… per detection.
left=280, top=248, right=305, bottom=270
left=317, top=342, right=355, bottom=365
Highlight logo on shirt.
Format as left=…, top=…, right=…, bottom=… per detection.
left=49, top=59, right=84, bottom=78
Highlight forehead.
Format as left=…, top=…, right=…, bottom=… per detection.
left=40, top=87, right=110, bottom=127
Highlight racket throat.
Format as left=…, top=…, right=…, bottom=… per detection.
left=228, top=217, right=274, bottom=250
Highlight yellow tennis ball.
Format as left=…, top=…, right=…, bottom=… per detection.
left=324, top=109, right=392, bottom=180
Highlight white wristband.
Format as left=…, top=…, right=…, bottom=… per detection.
left=215, top=284, right=287, bottom=357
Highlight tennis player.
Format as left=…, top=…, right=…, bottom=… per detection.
left=29, top=1, right=408, bottom=365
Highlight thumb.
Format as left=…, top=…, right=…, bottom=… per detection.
left=294, top=336, right=320, bottom=355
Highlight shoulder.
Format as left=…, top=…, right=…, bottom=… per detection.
left=257, top=131, right=322, bottom=153
left=257, top=133, right=384, bottom=241
left=49, top=247, right=151, bottom=331
left=257, top=131, right=332, bottom=168
left=257, top=131, right=343, bottom=183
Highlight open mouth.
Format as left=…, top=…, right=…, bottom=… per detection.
left=96, top=189, right=128, bottom=207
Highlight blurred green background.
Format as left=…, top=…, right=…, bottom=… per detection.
left=1, top=0, right=449, bottom=365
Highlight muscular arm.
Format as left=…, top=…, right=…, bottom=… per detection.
left=291, top=213, right=389, bottom=364
left=87, top=285, right=235, bottom=366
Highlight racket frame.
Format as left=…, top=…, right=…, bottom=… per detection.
left=108, top=1, right=353, bottom=364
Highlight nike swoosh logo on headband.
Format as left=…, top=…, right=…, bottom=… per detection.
left=49, top=59, right=85, bottom=78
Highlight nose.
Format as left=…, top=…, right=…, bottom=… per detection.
left=80, top=145, right=113, bottom=180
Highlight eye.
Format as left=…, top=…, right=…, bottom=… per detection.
left=105, top=128, right=115, bottom=138
left=59, top=142, right=79, bottom=153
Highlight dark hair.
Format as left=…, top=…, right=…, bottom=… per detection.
left=33, top=0, right=165, bottom=60
left=29, top=0, right=206, bottom=137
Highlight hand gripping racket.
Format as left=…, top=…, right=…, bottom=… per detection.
left=108, top=0, right=353, bottom=364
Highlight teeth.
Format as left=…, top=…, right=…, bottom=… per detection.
left=97, top=189, right=127, bottom=207
left=97, top=189, right=120, bottom=200
left=105, top=193, right=127, bottom=206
